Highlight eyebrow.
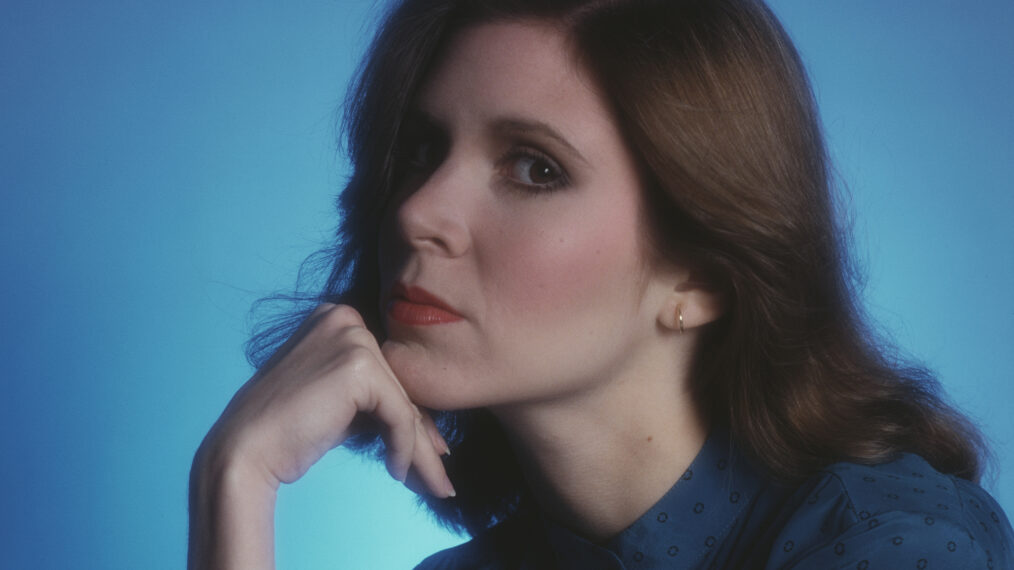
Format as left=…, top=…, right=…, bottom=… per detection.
left=489, top=116, right=589, bottom=167
left=405, top=108, right=589, bottom=167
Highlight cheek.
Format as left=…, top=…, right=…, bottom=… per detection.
left=485, top=203, right=644, bottom=321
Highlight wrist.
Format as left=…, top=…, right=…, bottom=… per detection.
left=188, top=435, right=278, bottom=570
left=194, top=418, right=282, bottom=489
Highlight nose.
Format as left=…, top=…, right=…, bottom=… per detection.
left=394, top=159, right=473, bottom=258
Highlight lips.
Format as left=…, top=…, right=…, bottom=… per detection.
left=387, top=282, right=464, bottom=325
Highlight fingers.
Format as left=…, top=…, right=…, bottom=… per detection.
left=314, top=304, right=455, bottom=498
left=255, top=303, right=341, bottom=374
left=420, top=409, right=451, bottom=456
left=405, top=417, right=456, bottom=499
left=370, top=387, right=417, bottom=482
left=357, top=352, right=455, bottom=498
left=214, top=302, right=456, bottom=502
left=371, top=390, right=455, bottom=498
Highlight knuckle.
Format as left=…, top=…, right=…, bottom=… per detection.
left=390, top=420, right=414, bottom=443
left=301, top=306, right=370, bottom=347
left=327, top=304, right=365, bottom=325
left=337, top=345, right=376, bottom=372
left=311, top=302, right=337, bottom=316
left=384, top=400, right=418, bottom=432
left=391, top=409, right=415, bottom=432
left=314, top=304, right=367, bottom=336
left=334, top=324, right=371, bottom=344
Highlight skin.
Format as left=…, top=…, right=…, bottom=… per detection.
left=188, top=21, right=724, bottom=569
left=379, top=20, right=679, bottom=411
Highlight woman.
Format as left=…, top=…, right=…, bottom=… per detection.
left=189, top=0, right=1014, bottom=568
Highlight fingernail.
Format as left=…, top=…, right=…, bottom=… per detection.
left=444, top=475, right=456, bottom=498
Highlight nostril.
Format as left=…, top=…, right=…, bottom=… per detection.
left=404, top=214, right=470, bottom=257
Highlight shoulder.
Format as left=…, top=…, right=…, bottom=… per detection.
left=414, top=518, right=542, bottom=570
left=761, top=453, right=1014, bottom=569
left=414, top=537, right=498, bottom=570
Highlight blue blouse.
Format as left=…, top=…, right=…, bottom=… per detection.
left=416, top=432, right=1013, bottom=569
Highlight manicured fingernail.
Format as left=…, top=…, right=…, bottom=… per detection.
left=428, top=426, right=450, bottom=456
left=444, top=475, right=456, bottom=498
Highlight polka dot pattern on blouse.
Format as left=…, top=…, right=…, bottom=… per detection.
left=415, top=430, right=1014, bottom=570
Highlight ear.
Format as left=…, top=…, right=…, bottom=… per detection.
left=656, top=275, right=727, bottom=333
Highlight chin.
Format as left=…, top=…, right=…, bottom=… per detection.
left=382, top=342, right=480, bottom=411
left=400, top=371, right=482, bottom=412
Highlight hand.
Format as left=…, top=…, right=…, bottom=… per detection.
left=188, top=303, right=454, bottom=570
left=204, top=302, right=454, bottom=494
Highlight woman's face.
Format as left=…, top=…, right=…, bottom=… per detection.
left=378, top=21, right=680, bottom=410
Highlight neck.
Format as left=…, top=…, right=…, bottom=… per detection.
left=489, top=350, right=707, bottom=542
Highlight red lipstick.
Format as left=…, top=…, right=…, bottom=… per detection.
left=387, top=283, right=463, bottom=325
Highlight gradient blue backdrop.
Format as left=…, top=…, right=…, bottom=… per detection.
left=1, top=1, right=1011, bottom=568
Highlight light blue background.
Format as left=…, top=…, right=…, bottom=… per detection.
left=1, top=1, right=1011, bottom=568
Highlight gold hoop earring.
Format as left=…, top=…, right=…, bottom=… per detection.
left=677, top=305, right=685, bottom=334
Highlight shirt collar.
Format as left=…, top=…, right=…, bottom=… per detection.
left=541, top=429, right=766, bottom=569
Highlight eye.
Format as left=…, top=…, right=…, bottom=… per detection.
left=499, top=149, right=569, bottom=192
left=401, top=136, right=444, bottom=173
left=394, top=115, right=447, bottom=179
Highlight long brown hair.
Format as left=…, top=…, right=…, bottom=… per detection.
left=248, top=0, right=986, bottom=536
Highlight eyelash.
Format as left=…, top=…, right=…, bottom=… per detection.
left=496, top=147, right=570, bottom=193
left=395, top=133, right=571, bottom=194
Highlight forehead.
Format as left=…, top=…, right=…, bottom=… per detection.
left=413, top=21, right=619, bottom=152
left=422, top=21, right=581, bottom=94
